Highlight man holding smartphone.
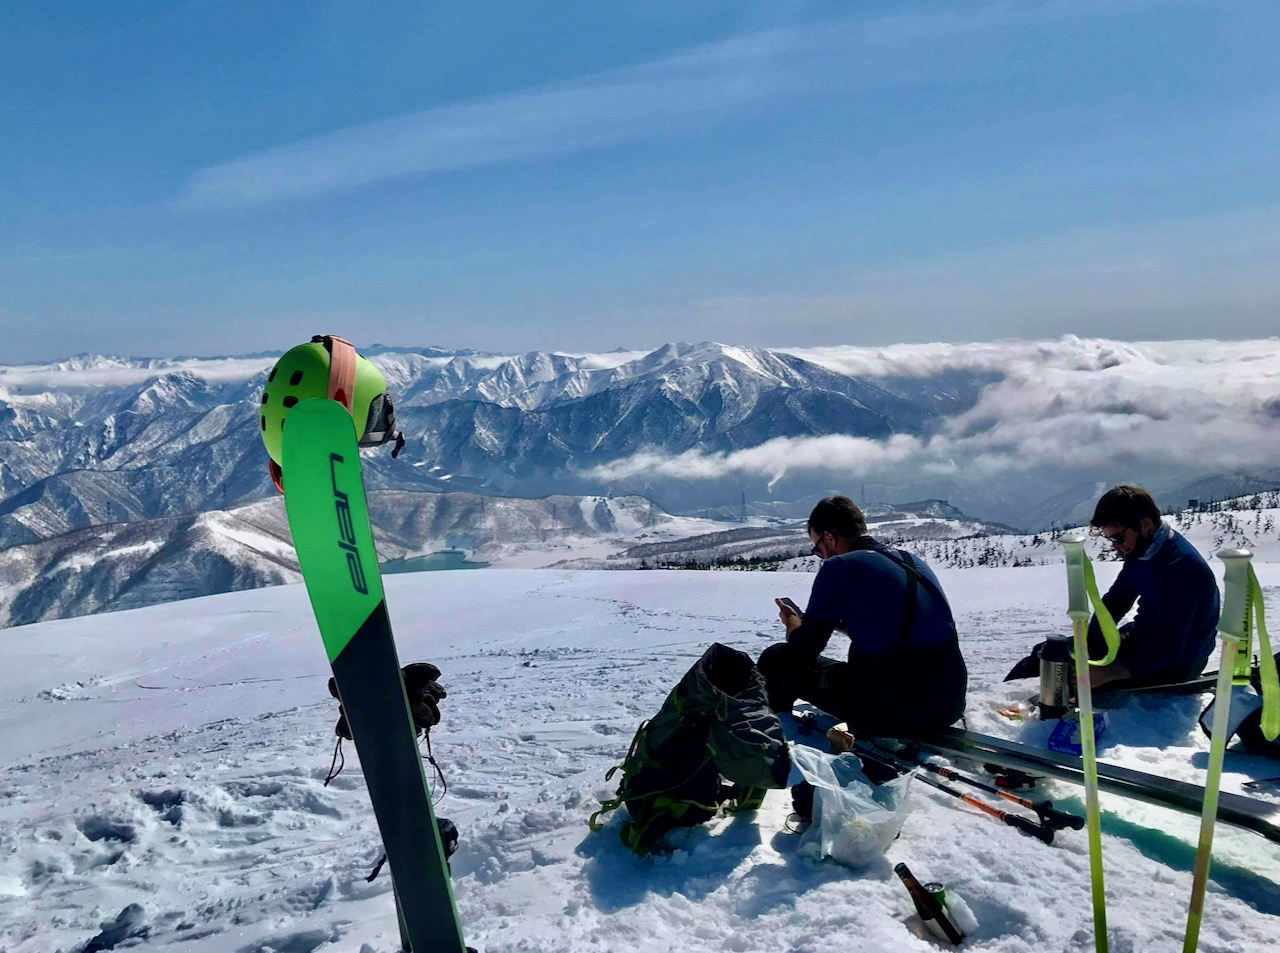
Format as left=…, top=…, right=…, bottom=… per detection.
left=759, top=495, right=967, bottom=737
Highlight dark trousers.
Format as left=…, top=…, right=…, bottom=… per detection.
left=757, top=642, right=857, bottom=721
left=757, top=641, right=966, bottom=738
left=1088, top=621, right=1208, bottom=692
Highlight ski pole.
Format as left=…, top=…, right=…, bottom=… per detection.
left=857, top=745, right=1055, bottom=844
left=861, top=740, right=1084, bottom=832
left=1183, top=549, right=1260, bottom=953
left=1063, top=534, right=1115, bottom=953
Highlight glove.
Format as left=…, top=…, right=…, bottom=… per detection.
left=402, top=662, right=447, bottom=733
left=328, top=662, right=448, bottom=740
left=1004, top=642, right=1046, bottom=682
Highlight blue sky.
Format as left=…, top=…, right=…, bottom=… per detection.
left=1, top=0, right=1278, bottom=363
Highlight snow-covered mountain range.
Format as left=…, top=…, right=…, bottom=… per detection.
left=557, top=499, right=1019, bottom=571
left=5, top=338, right=1280, bottom=619
left=0, top=490, right=659, bottom=628
left=0, top=343, right=990, bottom=554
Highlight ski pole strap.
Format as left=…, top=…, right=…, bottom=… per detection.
left=1249, top=567, right=1279, bottom=741
left=1080, top=557, right=1121, bottom=667
left=1062, top=535, right=1121, bottom=667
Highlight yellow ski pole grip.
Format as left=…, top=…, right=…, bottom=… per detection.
left=1062, top=534, right=1120, bottom=666
left=1224, top=552, right=1280, bottom=743
left=1184, top=548, right=1256, bottom=953
left=1060, top=532, right=1109, bottom=953
left=1216, top=549, right=1252, bottom=648
left=1062, top=534, right=1090, bottom=622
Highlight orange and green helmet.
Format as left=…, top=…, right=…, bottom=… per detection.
left=260, top=335, right=404, bottom=491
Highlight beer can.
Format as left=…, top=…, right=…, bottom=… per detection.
left=923, top=881, right=947, bottom=909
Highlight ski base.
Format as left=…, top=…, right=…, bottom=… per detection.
left=282, top=398, right=468, bottom=953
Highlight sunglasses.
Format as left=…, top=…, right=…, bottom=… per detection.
left=1102, top=528, right=1130, bottom=545
left=811, top=532, right=831, bottom=556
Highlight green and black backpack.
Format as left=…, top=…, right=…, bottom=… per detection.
left=590, top=643, right=791, bottom=854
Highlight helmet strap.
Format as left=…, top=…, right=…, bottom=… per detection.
left=272, top=335, right=385, bottom=495
left=272, top=335, right=357, bottom=496
left=314, top=334, right=357, bottom=415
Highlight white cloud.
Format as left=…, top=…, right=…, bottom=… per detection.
left=553, top=350, right=655, bottom=371
left=174, top=29, right=792, bottom=211
left=590, top=434, right=926, bottom=489
left=0, top=356, right=276, bottom=390
left=939, top=339, right=1280, bottom=472
left=589, top=337, right=1280, bottom=484
left=174, top=0, right=1140, bottom=210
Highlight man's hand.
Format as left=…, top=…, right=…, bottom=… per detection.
left=1084, top=660, right=1131, bottom=690
left=775, top=598, right=802, bottom=633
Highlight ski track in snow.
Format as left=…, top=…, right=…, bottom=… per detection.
left=1, top=568, right=1279, bottom=952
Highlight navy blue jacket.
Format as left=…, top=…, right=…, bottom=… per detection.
left=787, top=536, right=967, bottom=730
left=1087, top=526, right=1219, bottom=681
left=794, top=539, right=957, bottom=659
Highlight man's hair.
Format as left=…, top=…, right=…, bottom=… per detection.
left=807, top=495, right=867, bottom=540
left=1090, top=485, right=1162, bottom=530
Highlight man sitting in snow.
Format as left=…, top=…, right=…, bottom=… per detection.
left=1083, top=484, right=1219, bottom=690
left=757, top=495, right=967, bottom=737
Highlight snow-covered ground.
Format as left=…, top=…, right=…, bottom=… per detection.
left=2, top=558, right=1279, bottom=952
left=482, top=512, right=735, bottom=569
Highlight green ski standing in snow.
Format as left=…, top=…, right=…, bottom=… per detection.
left=261, top=335, right=472, bottom=953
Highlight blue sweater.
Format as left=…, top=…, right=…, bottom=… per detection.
left=1087, top=526, right=1219, bottom=681
left=800, top=543, right=957, bottom=658
left=784, top=536, right=967, bottom=733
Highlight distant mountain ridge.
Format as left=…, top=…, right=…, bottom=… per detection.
left=555, top=498, right=1020, bottom=571
left=3, top=341, right=1267, bottom=554
left=0, top=490, right=1019, bottom=626
left=0, top=490, right=655, bottom=627
left=0, top=342, right=988, bottom=550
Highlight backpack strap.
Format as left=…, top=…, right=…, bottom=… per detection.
left=896, top=549, right=918, bottom=652
left=867, top=544, right=955, bottom=653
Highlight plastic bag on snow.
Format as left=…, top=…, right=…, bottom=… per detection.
left=790, top=743, right=913, bottom=869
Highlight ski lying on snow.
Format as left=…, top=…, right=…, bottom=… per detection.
left=282, top=398, right=468, bottom=953
left=1094, top=652, right=1279, bottom=704
left=893, top=727, right=1280, bottom=846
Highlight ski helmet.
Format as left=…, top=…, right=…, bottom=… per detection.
left=260, top=335, right=404, bottom=492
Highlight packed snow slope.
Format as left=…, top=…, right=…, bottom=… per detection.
left=2, top=561, right=1279, bottom=952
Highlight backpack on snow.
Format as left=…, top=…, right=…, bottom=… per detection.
left=1200, top=685, right=1280, bottom=760
left=589, top=642, right=791, bottom=855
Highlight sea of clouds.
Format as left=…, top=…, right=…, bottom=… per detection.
left=592, top=337, right=1280, bottom=486
left=4, top=337, right=1277, bottom=494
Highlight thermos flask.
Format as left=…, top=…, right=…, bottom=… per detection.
left=1038, top=635, right=1074, bottom=720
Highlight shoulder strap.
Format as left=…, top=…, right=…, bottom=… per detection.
left=896, top=550, right=918, bottom=651
left=868, top=544, right=954, bottom=652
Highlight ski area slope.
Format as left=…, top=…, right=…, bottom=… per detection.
left=1, top=564, right=1279, bottom=952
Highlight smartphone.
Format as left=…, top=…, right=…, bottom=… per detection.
left=779, top=597, right=803, bottom=616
